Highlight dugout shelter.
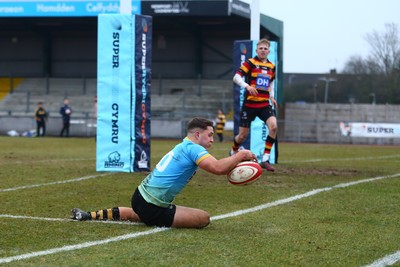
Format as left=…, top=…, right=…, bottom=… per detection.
left=0, top=0, right=283, bottom=98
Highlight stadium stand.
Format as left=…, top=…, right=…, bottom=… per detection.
left=0, top=78, right=96, bottom=116
left=0, top=77, right=233, bottom=119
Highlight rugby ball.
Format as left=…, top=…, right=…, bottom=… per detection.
left=227, top=161, right=262, bottom=185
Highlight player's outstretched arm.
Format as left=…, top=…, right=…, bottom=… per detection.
left=198, top=150, right=256, bottom=175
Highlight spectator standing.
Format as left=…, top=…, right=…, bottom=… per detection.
left=59, top=98, right=72, bottom=137
left=34, top=102, right=48, bottom=137
left=93, top=95, right=98, bottom=120
left=215, top=109, right=226, bottom=142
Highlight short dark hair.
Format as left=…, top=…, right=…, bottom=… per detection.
left=187, top=117, right=213, bottom=132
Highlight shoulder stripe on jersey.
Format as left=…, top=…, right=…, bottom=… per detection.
left=196, top=154, right=211, bottom=165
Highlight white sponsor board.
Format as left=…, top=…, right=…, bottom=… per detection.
left=340, top=122, right=400, bottom=138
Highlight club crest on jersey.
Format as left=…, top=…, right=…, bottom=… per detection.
left=255, top=74, right=270, bottom=90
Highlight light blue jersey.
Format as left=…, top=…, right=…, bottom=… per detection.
left=138, top=137, right=211, bottom=207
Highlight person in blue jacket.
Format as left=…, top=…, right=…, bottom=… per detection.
left=59, top=98, right=72, bottom=137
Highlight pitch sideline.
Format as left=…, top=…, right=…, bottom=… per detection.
left=364, top=251, right=400, bottom=267
left=0, top=173, right=113, bottom=193
left=0, top=173, right=399, bottom=264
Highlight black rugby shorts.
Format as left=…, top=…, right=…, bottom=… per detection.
left=131, top=188, right=176, bottom=227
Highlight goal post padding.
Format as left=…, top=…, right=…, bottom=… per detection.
left=96, top=14, right=152, bottom=172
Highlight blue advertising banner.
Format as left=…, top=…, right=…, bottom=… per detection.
left=96, top=14, right=132, bottom=172
left=0, top=0, right=140, bottom=17
left=232, top=40, right=278, bottom=164
left=131, top=15, right=152, bottom=172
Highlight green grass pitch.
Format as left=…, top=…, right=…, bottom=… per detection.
left=0, top=136, right=399, bottom=266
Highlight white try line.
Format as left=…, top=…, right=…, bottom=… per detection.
left=0, top=158, right=94, bottom=166
left=0, top=173, right=113, bottom=193
left=211, top=172, right=400, bottom=220
left=0, top=172, right=399, bottom=265
left=364, top=251, right=400, bottom=267
left=0, top=228, right=169, bottom=265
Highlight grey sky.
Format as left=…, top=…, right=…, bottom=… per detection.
left=254, top=0, right=400, bottom=73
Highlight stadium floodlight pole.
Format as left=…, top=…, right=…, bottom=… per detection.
left=318, top=77, right=337, bottom=104
left=250, top=0, right=260, bottom=40
left=120, top=0, right=132, bottom=14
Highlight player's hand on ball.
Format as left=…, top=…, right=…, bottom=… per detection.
left=238, top=149, right=257, bottom=162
